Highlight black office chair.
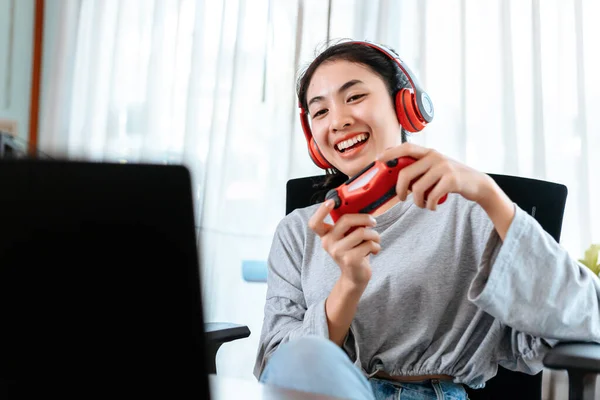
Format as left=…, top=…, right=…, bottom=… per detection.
left=286, top=173, right=600, bottom=400
left=204, top=323, right=251, bottom=374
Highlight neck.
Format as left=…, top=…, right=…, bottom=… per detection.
left=372, top=195, right=401, bottom=217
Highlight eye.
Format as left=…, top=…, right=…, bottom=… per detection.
left=313, top=109, right=328, bottom=118
left=347, top=94, right=366, bottom=103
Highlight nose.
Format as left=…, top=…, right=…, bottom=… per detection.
left=329, top=106, right=354, bottom=132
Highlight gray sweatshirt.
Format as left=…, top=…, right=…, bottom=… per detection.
left=253, top=193, right=600, bottom=389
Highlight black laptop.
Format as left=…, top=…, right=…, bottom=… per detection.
left=0, top=160, right=210, bottom=397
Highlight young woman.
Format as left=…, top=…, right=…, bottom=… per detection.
left=253, top=40, right=600, bottom=400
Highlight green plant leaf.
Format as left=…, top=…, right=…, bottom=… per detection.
left=580, top=244, right=600, bottom=275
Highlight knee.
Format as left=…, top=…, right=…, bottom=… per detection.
left=262, top=336, right=351, bottom=381
left=260, top=336, right=374, bottom=399
left=268, top=336, right=346, bottom=371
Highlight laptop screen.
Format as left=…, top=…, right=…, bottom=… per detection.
left=0, top=160, right=209, bottom=396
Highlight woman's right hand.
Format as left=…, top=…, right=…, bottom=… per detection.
left=308, top=200, right=381, bottom=287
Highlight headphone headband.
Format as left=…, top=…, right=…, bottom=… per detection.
left=350, top=40, right=433, bottom=123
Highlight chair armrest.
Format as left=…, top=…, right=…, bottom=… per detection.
left=204, top=322, right=251, bottom=374
left=543, top=342, right=600, bottom=373
left=543, top=342, right=600, bottom=400
left=205, top=322, right=251, bottom=343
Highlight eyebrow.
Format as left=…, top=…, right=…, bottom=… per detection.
left=307, top=79, right=365, bottom=109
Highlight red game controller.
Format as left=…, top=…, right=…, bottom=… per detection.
left=325, top=157, right=448, bottom=225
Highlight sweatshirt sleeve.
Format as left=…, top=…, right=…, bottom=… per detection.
left=495, top=326, right=558, bottom=375
left=253, top=213, right=330, bottom=379
left=468, top=204, right=600, bottom=342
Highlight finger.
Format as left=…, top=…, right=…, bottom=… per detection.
left=329, top=228, right=380, bottom=261
left=308, top=200, right=335, bottom=237
left=411, top=167, right=443, bottom=208
left=395, top=157, right=432, bottom=202
left=426, top=175, right=452, bottom=211
left=347, top=240, right=382, bottom=259
left=376, top=142, right=430, bottom=163
left=336, top=227, right=381, bottom=251
left=331, top=213, right=377, bottom=239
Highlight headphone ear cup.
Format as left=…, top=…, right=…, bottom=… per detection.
left=300, top=105, right=332, bottom=170
left=308, top=138, right=333, bottom=170
left=395, top=89, right=427, bottom=132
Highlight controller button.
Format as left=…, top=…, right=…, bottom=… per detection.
left=386, top=159, right=399, bottom=167
left=325, top=189, right=342, bottom=209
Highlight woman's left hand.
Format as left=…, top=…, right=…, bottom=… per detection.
left=377, top=142, right=496, bottom=211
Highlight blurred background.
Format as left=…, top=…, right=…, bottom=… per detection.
left=1, top=0, right=599, bottom=398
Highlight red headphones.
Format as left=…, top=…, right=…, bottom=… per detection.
left=299, top=40, right=434, bottom=170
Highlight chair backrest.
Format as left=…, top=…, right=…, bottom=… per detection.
left=287, top=173, right=567, bottom=242
left=286, top=173, right=568, bottom=399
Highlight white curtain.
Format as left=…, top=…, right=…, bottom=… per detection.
left=39, top=0, right=600, bottom=389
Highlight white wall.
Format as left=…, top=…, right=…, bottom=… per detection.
left=0, top=0, right=34, bottom=143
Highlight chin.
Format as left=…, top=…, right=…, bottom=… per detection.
left=337, top=161, right=370, bottom=178
left=329, top=145, right=377, bottom=176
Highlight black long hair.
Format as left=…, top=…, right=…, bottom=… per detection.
left=296, top=40, right=411, bottom=202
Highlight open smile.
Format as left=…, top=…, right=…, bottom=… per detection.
left=334, top=133, right=370, bottom=154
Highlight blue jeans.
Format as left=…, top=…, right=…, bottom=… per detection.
left=260, top=336, right=468, bottom=400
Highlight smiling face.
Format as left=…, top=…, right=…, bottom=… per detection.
left=306, top=60, right=402, bottom=177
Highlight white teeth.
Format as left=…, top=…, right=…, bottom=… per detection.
left=336, top=133, right=369, bottom=151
